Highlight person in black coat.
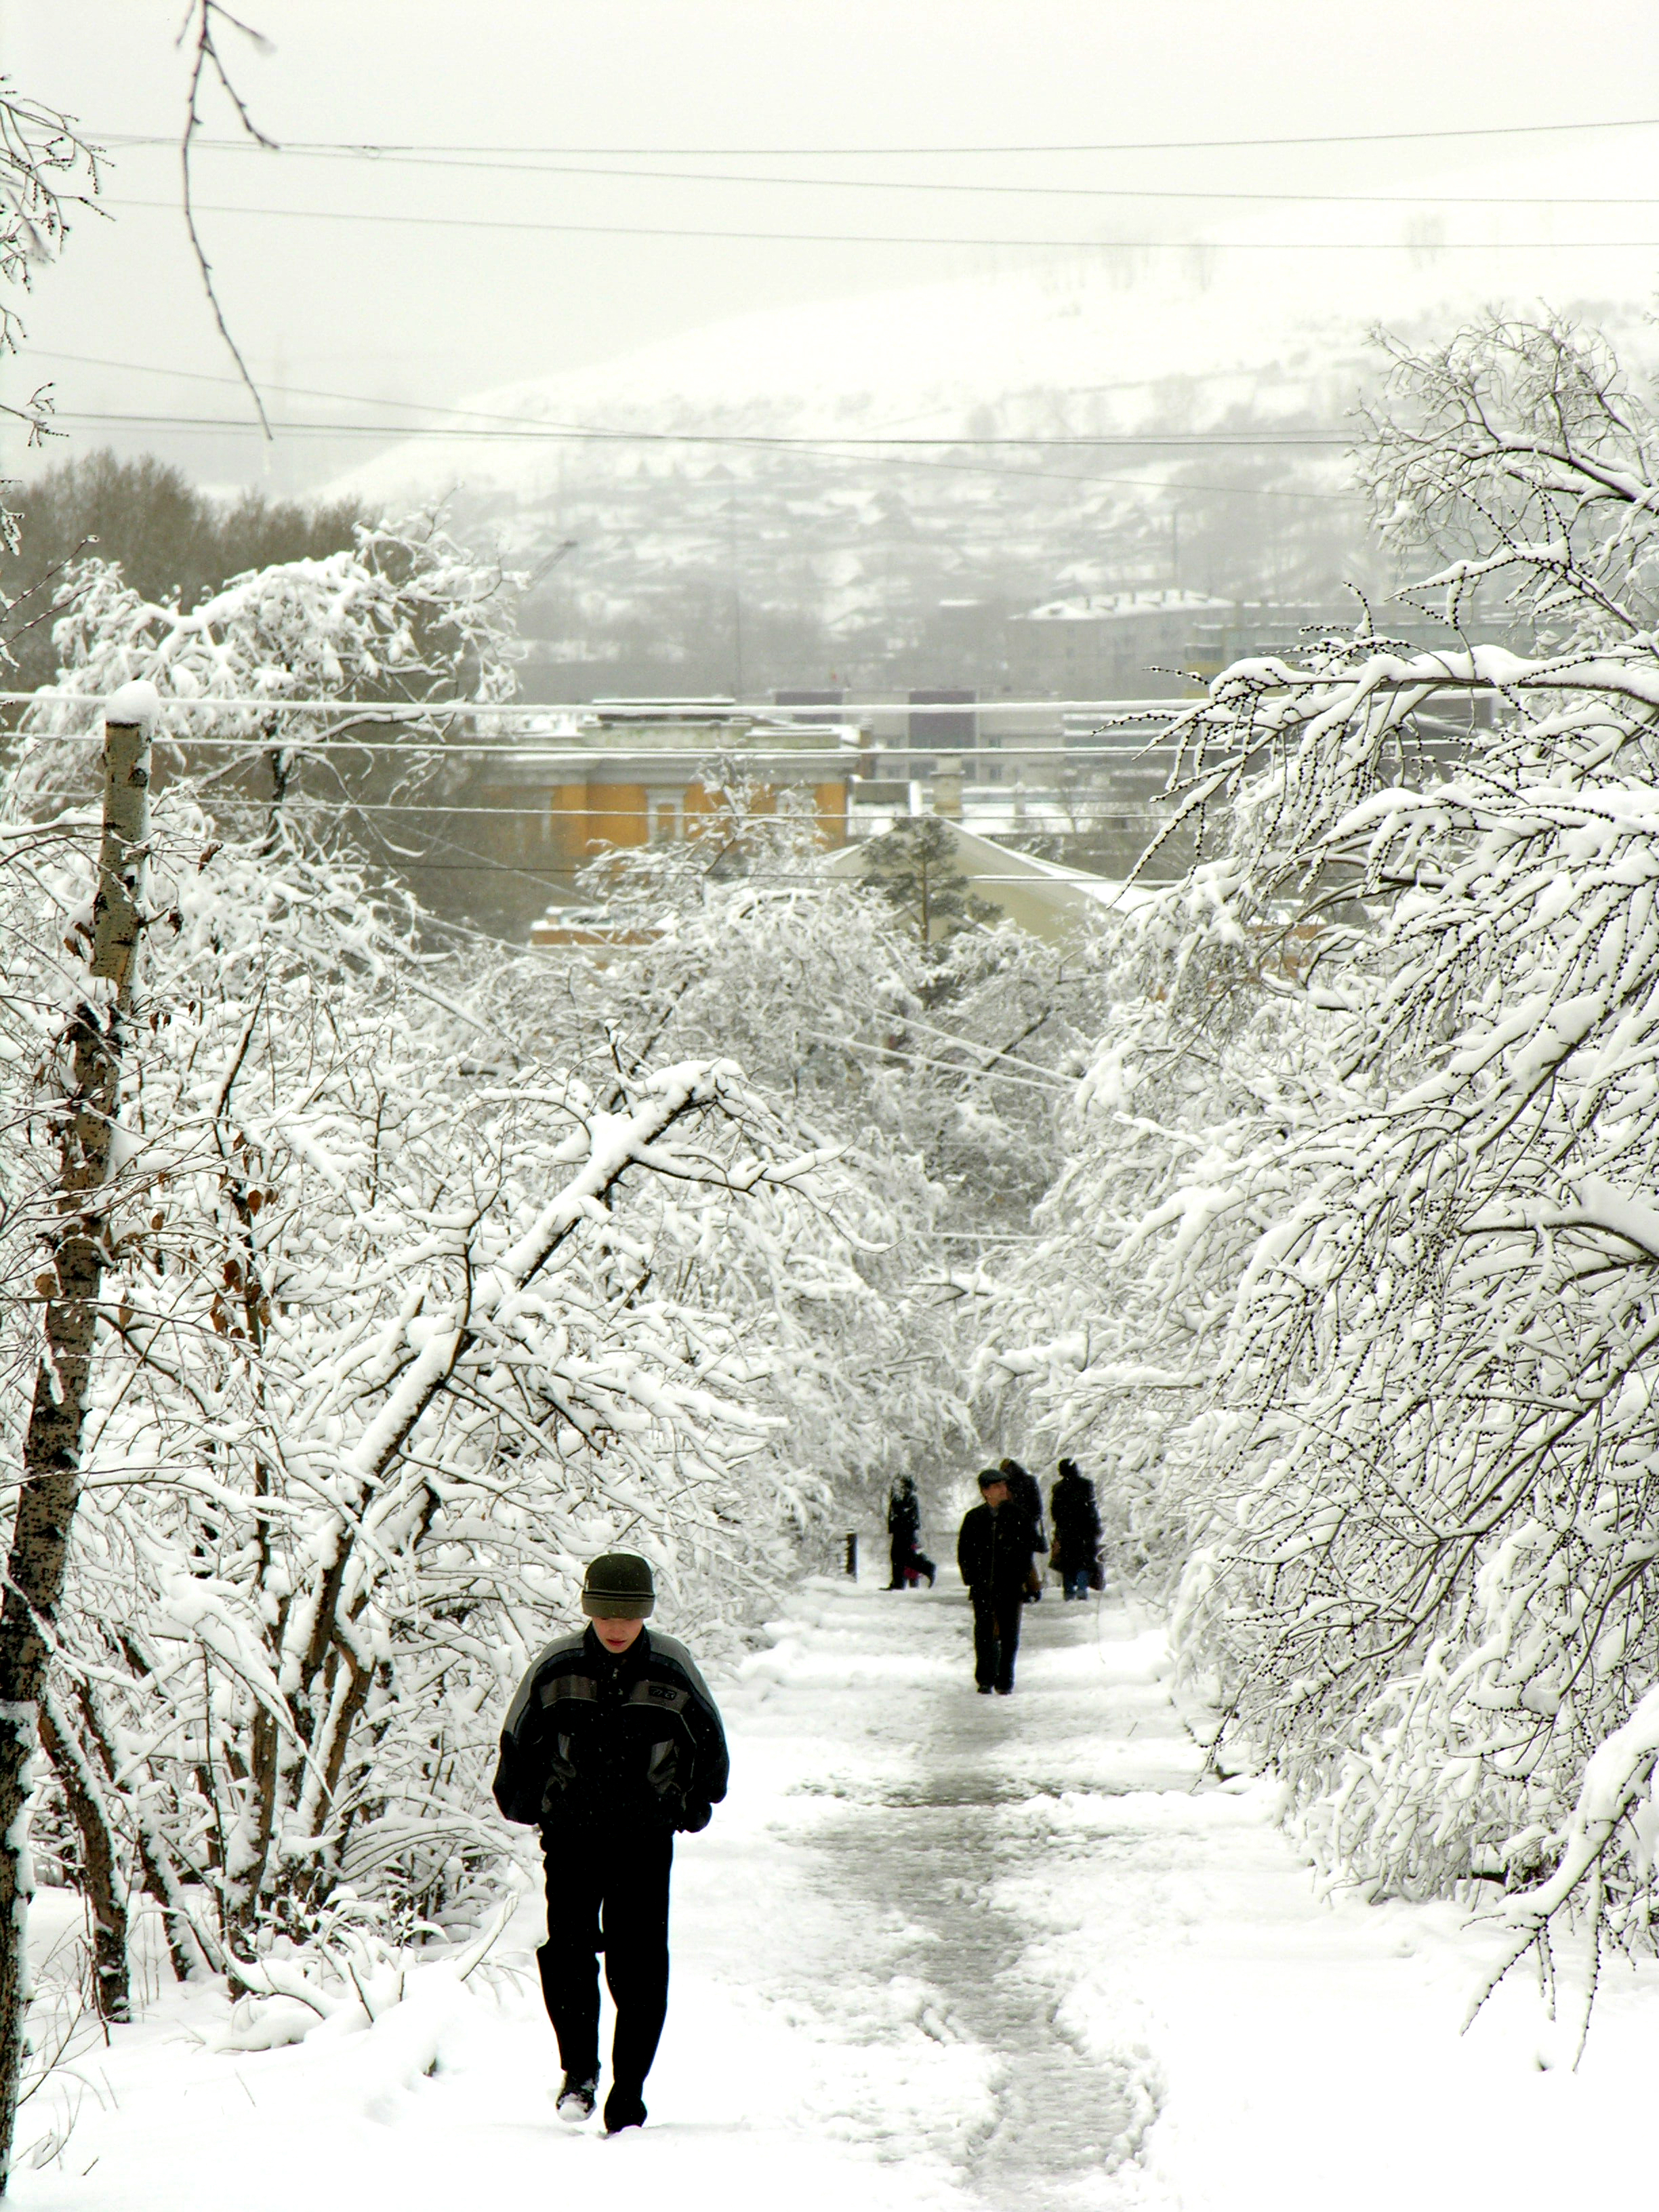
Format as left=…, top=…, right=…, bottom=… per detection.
left=493, top=1552, right=728, bottom=2135
left=998, top=1457, right=1048, bottom=1602
left=1050, top=1456, right=1103, bottom=1601
left=886, top=1473, right=937, bottom=1589
left=956, top=1469, right=1038, bottom=1694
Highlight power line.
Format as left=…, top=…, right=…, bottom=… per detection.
left=41, top=411, right=1364, bottom=501
left=178, top=796, right=1186, bottom=821
left=35, top=344, right=1264, bottom=420
left=1, top=691, right=1213, bottom=742
left=47, top=403, right=1351, bottom=449
left=30, top=348, right=1366, bottom=513
left=110, top=194, right=1659, bottom=253
left=95, top=115, right=1659, bottom=157
left=91, top=136, right=1659, bottom=207
left=12, top=737, right=1195, bottom=762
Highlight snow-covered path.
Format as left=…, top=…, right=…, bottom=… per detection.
left=17, top=1570, right=1659, bottom=2209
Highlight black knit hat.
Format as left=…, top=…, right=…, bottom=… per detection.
left=581, top=1552, right=657, bottom=1619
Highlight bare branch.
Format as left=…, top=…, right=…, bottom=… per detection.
left=178, top=2, right=275, bottom=439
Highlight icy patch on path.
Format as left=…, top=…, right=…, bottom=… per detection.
left=722, top=1574, right=1659, bottom=2212
left=724, top=1579, right=1190, bottom=2210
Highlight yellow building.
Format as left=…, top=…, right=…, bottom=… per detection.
left=486, top=703, right=857, bottom=934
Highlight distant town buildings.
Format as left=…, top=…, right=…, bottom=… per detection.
left=999, top=590, right=1392, bottom=696
left=1005, top=589, right=1236, bottom=697
left=489, top=589, right=1486, bottom=939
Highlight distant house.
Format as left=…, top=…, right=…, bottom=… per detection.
left=478, top=701, right=858, bottom=911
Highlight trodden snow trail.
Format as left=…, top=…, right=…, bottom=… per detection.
left=16, top=1563, right=1659, bottom=2212
left=743, top=1574, right=1183, bottom=2209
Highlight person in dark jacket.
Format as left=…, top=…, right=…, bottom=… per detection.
left=998, top=1458, right=1048, bottom=1602
left=1050, top=1457, right=1104, bottom=1600
left=492, top=1552, right=728, bottom=2135
left=957, top=1469, right=1038, bottom=1694
left=886, top=1473, right=937, bottom=1589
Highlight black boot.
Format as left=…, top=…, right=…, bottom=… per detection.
left=605, top=2083, right=648, bottom=2134
left=557, top=2073, right=598, bottom=2123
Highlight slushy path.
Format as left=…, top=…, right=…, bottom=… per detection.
left=18, top=1567, right=1659, bottom=2212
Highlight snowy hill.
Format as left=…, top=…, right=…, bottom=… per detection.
left=326, top=142, right=1659, bottom=694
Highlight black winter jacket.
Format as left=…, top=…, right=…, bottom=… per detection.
left=956, top=1502, right=1040, bottom=1595
left=888, top=1483, right=920, bottom=1542
left=1050, top=1470, right=1103, bottom=1575
left=1004, top=1468, right=1048, bottom=1549
left=492, top=1625, right=729, bottom=1839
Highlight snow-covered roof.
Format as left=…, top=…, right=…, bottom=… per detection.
left=1016, top=590, right=1235, bottom=625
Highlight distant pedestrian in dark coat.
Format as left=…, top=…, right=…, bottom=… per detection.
left=1050, top=1458, right=1103, bottom=1601
left=886, top=1474, right=936, bottom=1589
left=999, top=1458, right=1048, bottom=1601
left=493, top=1552, right=728, bottom=2136
left=957, top=1470, right=1038, bottom=1693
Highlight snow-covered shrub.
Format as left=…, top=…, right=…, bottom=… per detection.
left=15, top=508, right=521, bottom=819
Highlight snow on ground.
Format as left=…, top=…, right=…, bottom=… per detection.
left=15, top=1569, right=1659, bottom=2209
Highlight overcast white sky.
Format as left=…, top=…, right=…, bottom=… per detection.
left=5, top=0, right=1659, bottom=493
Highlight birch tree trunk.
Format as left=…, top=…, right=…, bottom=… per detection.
left=0, top=693, right=152, bottom=2192
left=37, top=1688, right=128, bottom=2025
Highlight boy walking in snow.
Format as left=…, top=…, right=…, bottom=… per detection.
left=957, top=1469, right=1038, bottom=1694
left=492, top=1553, right=729, bottom=2134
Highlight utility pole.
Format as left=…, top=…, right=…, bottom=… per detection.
left=729, top=488, right=745, bottom=703
left=0, top=683, right=155, bottom=2192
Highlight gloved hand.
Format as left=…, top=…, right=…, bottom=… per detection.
left=676, top=1796, right=712, bottom=1834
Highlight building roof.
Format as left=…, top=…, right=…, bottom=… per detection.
left=1015, top=589, right=1235, bottom=626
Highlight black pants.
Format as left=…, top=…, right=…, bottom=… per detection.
left=537, top=1825, right=674, bottom=2090
left=970, top=1586, right=1023, bottom=1690
left=888, top=1537, right=936, bottom=1587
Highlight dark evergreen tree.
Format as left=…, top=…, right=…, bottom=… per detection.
left=859, top=815, right=996, bottom=947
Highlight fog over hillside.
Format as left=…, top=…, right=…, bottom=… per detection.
left=328, top=142, right=1658, bottom=697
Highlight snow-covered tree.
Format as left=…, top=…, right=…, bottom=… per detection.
left=1128, top=314, right=1659, bottom=1994
left=977, top=871, right=1340, bottom=1585
left=531, top=790, right=1111, bottom=1490
left=1, top=781, right=847, bottom=1996
left=18, top=511, right=521, bottom=830
left=859, top=813, right=996, bottom=946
